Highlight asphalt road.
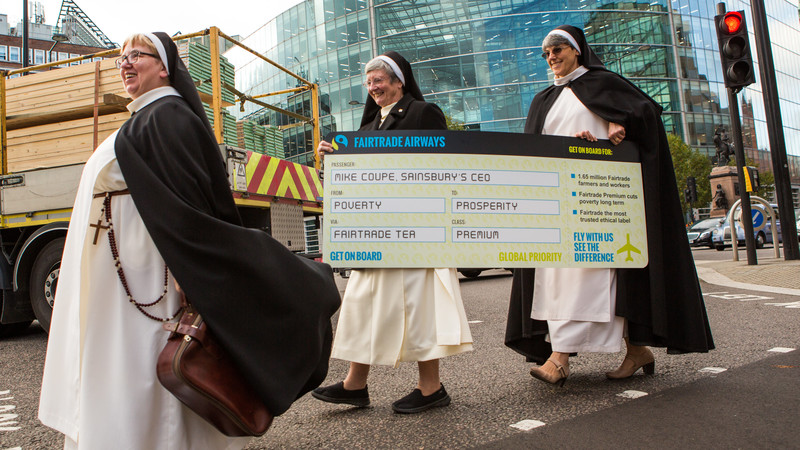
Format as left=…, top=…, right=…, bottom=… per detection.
left=1, top=251, right=798, bottom=449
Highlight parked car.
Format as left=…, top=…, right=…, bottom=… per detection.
left=711, top=204, right=781, bottom=250
left=687, top=218, right=723, bottom=248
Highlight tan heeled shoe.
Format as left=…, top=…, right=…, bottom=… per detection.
left=530, top=358, right=570, bottom=387
left=606, top=348, right=655, bottom=379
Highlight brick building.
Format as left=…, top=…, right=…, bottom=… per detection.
left=0, top=13, right=111, bottom=74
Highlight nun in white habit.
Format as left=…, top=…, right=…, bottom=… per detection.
left=38, top=33, right=250, bottom=450
left=525, top=28, right=628, bottom=386
left=312, top=51, right=473, bottom=414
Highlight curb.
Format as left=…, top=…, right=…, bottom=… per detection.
left=695, top=263, right=800, bottom=296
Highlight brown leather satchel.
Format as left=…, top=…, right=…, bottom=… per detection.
left=157, top=293, right=273, bottom=436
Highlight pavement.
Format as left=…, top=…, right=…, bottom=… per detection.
left=482, top=249, right=800, bottom=449
left=694, top=252, right=800, bottom=295
left=483, top=349, right=800, bottom=449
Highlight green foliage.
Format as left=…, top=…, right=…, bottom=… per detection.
left=668, top=134, right=712, bottom=219
left=755, top=169, right=775, bottom=199
left=445, top=113, right=466, bottom=131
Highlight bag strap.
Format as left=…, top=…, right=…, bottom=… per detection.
left=162, top=293, right=223, bottom=358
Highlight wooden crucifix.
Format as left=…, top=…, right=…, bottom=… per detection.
left=89, top=219, right=109, bottom=245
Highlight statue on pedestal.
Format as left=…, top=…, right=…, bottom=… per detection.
left=713, top=184, right=728, bottom=210
left=713, top=125, right=734, bottom=166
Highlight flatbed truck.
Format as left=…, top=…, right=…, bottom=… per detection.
left=0, top=28, right=322, bottom=336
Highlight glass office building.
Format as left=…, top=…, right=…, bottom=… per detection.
left=225, top=0, right=800, bottom=190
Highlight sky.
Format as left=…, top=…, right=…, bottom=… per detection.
left=5, top=0, right=305, bottom=45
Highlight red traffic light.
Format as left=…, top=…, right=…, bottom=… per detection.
left=714, top=10, right=755, bottom=90
left=722, top=12, right=742, bottom=34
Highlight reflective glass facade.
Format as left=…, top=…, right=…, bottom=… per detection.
left=225, top=0, right=800, bottom=187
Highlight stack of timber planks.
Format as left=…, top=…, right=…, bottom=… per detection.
left=178, top=41, right=238, bottom=146
left=5, top=59, right=131, bottom=172
left=236, top=120, right=265, bottom=151
left=264, top=125, right=284, bottom=158
left=204, top=105, right=238, bottom=146
left=235, top=121, right=285, bottom=158
left=5, top=41, right=258, bottom=173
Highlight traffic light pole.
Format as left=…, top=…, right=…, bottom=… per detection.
left=726, top=86, right=758, bottom=265
left=718, top=3, right=757, bottom=265
left=749, top=0, right=799, bottom=260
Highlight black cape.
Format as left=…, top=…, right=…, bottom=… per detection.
left=505, top=68, right=714, bottom=363
left=115, top=96, right=340, bottom=414
left=360, top=92, right=446, bottom=131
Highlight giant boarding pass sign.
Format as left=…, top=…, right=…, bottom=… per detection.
left=322, top=131, right=648, bottom=268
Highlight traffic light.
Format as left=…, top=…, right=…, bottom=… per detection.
left=744, top=166, right=759, bottom=192
left=714, top=11, right=755, bottom=90
left=686, top=176, right=697, bottom=203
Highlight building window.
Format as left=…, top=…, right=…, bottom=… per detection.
left=34, top=49, right=45, bottom=65
left=9, top=46, right=20, bottom=63
left=70, top=53, right=80, bottom=66
left=0, top=45, right=7, bottom=61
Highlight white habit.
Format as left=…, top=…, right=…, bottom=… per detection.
left=532, top=66, right=624, bottom=353
left=331, top=268, right=473, bottom=366
left=39, top=87, right=249, bottom=450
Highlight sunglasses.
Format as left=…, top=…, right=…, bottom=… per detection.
left=541, top=46, right=571, bottom=59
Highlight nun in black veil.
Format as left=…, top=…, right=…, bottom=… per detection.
left=505, top=25, right=714, bottom=387
left=40, top=32, right=340, bottom=448
left=313, top=51, right=473, bottom=414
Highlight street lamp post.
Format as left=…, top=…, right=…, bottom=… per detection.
left=49, top=32, right=70, bottom=66
left=49, top=32, right=69, bottom=53
left=21, top=0, right=29, bottom=68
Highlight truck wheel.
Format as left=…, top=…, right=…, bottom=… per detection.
left=459, top=269, right=483, bottom=278
left=715, top=244, right=726, bottom=251
left=30, top=238, right=64, bottom=334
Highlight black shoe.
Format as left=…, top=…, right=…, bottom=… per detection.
left=391, top=384, right=451, bottom=414
left=311, top=381, right=370, bottom=407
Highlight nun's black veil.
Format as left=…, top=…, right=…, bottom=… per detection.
left=359, top=51, right=425, bottom=128
left=551, top=25, right=605, bottom=69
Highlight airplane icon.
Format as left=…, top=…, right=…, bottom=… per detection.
left=616, top=234, right=641, bottom=262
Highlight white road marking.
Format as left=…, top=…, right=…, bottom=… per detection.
left=510, top=419, right=546, bottom=431
left=468, top=320, right=483, bottom=324
left=617, top=390, right=648, bottom=399
left=768, top=347, right=796, bottom=353
left=0, top=390, right=20, bottom=432
left=699, top=367, right=728, bottom=374
left=0, top=404, right=20, bottom=431
left=764, top=301, right=800, bottom=308
left=617, top=390, right=647, bottom=398
left=704, top=292, right=774, bottom=301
